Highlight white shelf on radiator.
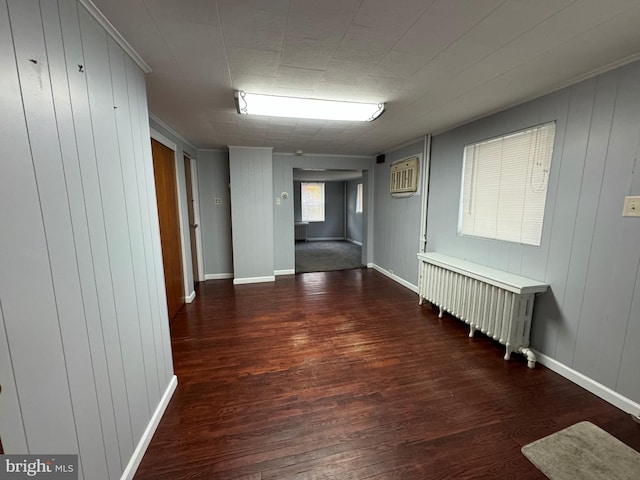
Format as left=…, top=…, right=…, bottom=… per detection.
left=417, top=252, right=549, bottom=369
left=417, top=252, right=548, bottom=295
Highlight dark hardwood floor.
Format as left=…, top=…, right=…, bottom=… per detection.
left=135, top=269, right=640, bottom=479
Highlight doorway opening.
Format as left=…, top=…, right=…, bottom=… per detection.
left=293, top=168, right=364, bottom=273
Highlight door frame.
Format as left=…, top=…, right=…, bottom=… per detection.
left=185, top=154, right=205, bottom=283
left=150, top=128, right=192, bottom=302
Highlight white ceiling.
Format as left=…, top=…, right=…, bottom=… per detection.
left=92, top=0, right=640, bottom=156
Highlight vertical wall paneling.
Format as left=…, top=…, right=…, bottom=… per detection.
left=77, top=7, right=136, bottom=462
left=79, top=7, right=150, bottom=444
left=108, top=37, right=159, bottom=412
left=58, top=0, right=124, bottom=474
left=554, top=70, right=619, bottom=365
left=229, top=147, right=275, bottom=282
left=618, top=261, right=640, bottom=401
left=41, top=0, right=117, bottom=477
left=1, top=0, right=175, bottom=475
left=2, top=0, right=79, bottom=456
left=572, top=61, right=640, bottom=386
left=58, top=1, right=126, bottom=474
left=0, top=300, right=27, bottom=452
left=425, top=62, right=640, bottom=405
left=373, top=142, right=424, bottom=284
left=125, top=55, right=164, bottom=403
left=531, top=79, right=596, bottom=355
left=196, top=150, right=233, bottom=278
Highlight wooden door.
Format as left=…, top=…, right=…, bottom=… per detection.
left=184, top=156, right=199, bottom=286
left=151, top=138, right=184, bottom=319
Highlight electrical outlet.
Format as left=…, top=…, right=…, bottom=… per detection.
left=622, top=196, right=640, bottom=217
left=215, top=198, right=222, bottom=205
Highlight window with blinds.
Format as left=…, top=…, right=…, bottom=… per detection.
left=458, top=122, right=556, bottom=246
left=301, top=182, right=325, bottom=222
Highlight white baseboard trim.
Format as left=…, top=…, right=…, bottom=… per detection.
left=233, top=275, right=276, bottom=285
left=274, top=269, right=295, bottom=276
left=120, top=375, right=178, bottom=480
left=346, top=238, right=362, bottom=246
left=367, top=263, right=374, bottom=268
left=371, top=264, right=418, bottom=293
left=307, top=237, right=345, bottom=241
left=184, top=290, right=196, bottom=303
left=533, top=350, right=640, bottom=416
left=204, top=273, right=234, bottom=280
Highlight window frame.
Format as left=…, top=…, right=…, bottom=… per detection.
left=355, top=183, right=363, bottom=213
left=457, top=121, right=556, bottom=246
left=301, top=181, right=325, bottom=222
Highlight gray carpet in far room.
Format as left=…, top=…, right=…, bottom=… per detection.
left=295, top=240, right=363, bottom=273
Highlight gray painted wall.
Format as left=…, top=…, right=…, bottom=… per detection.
left=346, top=179, right=363, bottom=244
left=229, top=147, right=275, bottom=282
left=0, top=1, right=174, bottom=479
left=148, top=117, right=198, bottom=294
left=273, top=154, right=375, bottom=272
left=294, top=181, right=345, bottom=239
left=427, top=62, right=640, bottom=404
left=373, top=141, right=425, bottom=287
left=197, top=150, right=233, bottom=277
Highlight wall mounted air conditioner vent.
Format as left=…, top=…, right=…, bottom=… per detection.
left=390, top=156, right=419, bottom=194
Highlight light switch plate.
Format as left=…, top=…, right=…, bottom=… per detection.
left=622, top=196, right=640, bottom=217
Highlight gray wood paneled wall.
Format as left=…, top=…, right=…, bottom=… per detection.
left=197, top=149, right=233, bottom=278
left=0, top=1, right=174, bottom=478
left=373, top=141, right=425, bottom=286
left=229, top=147, right=275, bottom=282
left=427, top=62, right=640, bottom=404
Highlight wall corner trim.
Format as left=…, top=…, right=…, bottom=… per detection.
left=78, top=0, right=152, bottom=74
left=233, top=275, right=276, bottom=285
left=533, top=351, right=640, bottom=416
left=371, top=264, right=418, bottom=293
left=120, top=375, right=178, bottom=480
left=185, top=291, right=196, bottom=303
left=149, top=113, right=198, bottom=151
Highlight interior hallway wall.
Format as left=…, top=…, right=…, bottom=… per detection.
left=428, top=62, right=640, bottom=405
left=0, top=1, right=175, bottom=478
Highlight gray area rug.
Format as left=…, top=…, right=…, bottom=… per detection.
left=521, top=421, right=640, bottom=480
left=295, top=240, right=363, bottom=273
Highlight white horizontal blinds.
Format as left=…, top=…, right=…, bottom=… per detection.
left=459, top=122, right=555, bottom=246
left=301, top=182, right=325, bottom=221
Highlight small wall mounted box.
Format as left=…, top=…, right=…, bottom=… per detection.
left=622, top=196, right=640, bottom=217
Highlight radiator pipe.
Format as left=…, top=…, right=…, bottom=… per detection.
left=419, top=133, right=432, bottom=254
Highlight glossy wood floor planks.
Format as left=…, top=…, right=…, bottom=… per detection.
left=134, top=269, right=639, bottom=480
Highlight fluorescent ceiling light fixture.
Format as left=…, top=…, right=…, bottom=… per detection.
left=235, top=90, right=385, bottom=122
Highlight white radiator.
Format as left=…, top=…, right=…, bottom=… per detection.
left=417, top=252, right=548, bottom=368
left=294, top=222, right=308, bottom=241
